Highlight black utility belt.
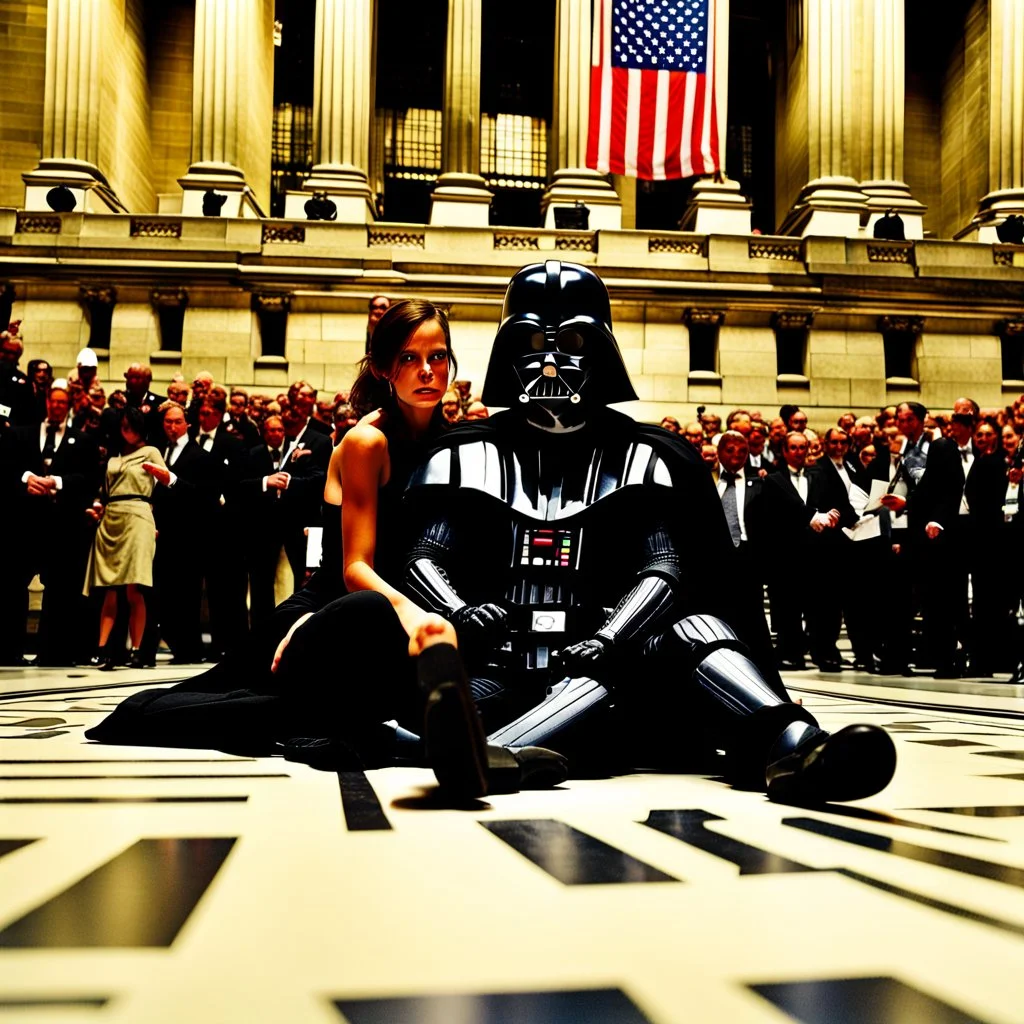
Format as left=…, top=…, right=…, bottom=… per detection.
left=106, top=494, right=153, bottom=504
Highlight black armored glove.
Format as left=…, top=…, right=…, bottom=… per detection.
left=450, top=603, right=509, bottom=643
left=560, top=636, right=611, bottom=674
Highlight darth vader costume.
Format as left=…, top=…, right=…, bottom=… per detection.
left=403, top=261, right=896, bottom=803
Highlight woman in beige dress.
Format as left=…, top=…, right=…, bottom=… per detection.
left=84, top=406, right=164, bottom=669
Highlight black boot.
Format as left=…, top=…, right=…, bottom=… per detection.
left=1011, top=662, right=1024, bottom=685
left=95, top=644, right=118, bottom=671
left=766, top=724, right=897, bottom=805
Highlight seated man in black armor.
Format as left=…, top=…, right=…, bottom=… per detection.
left=404, top=260, right=897, bottom=805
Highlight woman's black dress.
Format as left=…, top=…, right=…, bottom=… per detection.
left=86, top=432, right=432, bottom=764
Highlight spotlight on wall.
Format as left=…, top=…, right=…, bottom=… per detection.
left=202, top=190, right=228, bottom=217
left=873, top=209, right=905, bottom=241
left=997, top=215, right=1024, bottom=245
left=304, top=192, right=338, bottom=221
left=553, top=202, right=590, bottom=231
left=45, top=185, right=77, bottom=213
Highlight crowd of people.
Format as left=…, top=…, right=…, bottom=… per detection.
left=660, top=399, right=1024, bottom=680
left=2, top=310, right=1022, bottom=683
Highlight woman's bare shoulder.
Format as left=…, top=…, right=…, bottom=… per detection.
left=341, top=418, right=388, bottom=458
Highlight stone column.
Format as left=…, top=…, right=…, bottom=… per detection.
left=430, top=0, right=493, bottom=226
left=284, top=0, right=375, bottom=222
left=541, top=0, right=622, bottom=230
left=178, top=0, right=274, bottom=218
left=859, top=0, right=926, bottom=238
left=963, top=0, right=1024, bottom=241
left=778, top=0, right=869, bottom=237
left=22, top=0, right=126, bottom=213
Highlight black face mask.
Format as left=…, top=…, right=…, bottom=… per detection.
left=511, top=326, right=592, bottom=433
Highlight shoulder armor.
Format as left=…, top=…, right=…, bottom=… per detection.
left=410, top=437, right=674, bottom=522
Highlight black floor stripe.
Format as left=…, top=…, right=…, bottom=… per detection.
left=974, top=750, right=1024, bottom=760
left=0, top=796, right=248, bottom=804
left=909, top=739, right=993, bottom=747
left=0, top=774, right=288, bottom=781
left=750, top=975, right=991, bottom=1024
left=0, top=839, right=37, bottom=860
left=0, top=837, right=236, bottom=948
left=482, top=819, right=678, bottom=885
left=337, top=772, right=391, bottom=832
left=642, top=809, right=814, bottom=875
left=836, top=869, right=1024, bottom=940
left=808, top=805, right=999, bottom=841
left=783, top=817, right=1024, bottom=887
left=917, top=805, right=1024, bottom=817
left=333, top=988, right=653, bottom=1023
left=0, top=759, right=257, bottom=764
left=0, top=997, right=109, bottom=1009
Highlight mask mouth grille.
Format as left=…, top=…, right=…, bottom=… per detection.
left=533, top=376, right=572, bottom=399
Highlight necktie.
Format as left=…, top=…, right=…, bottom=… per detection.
left=164, top=444, right=174, bottom=466
left=721, top=472, right=742, bottom=547
left=271, top=448, right=281, bottom=468
left=960, top=447, right=970, bottom=463
left=200, top=433, right=212, bottom=450
left=41, top=422, right=58, bottom=468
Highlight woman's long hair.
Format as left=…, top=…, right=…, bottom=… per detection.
left=349, top=300, right=457, bottom=434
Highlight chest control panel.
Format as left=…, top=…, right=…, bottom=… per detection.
left=518, top=526, right=580, bottom=569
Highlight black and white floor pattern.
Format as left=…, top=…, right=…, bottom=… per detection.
left=0, top=663, right=1022, bottom=1023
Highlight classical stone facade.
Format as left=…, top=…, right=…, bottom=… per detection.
left=1, top=0, right=1023, bottom=427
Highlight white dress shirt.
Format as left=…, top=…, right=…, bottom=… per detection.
left=831, top=457, right=852, bottom=494
left=787, top=465, right=808, bottom=504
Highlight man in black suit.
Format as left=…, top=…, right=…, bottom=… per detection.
left=912, top=397, right=991, bottom=676
left=191, top=396, right=248, bottom=658
left=0, top=385, right=99, bottom=664
left=287, top=380, right=332, bottom=438
left=746, top=431, right=849, bottom=671
left=140, top=402, right=213, bottom=664
left=0, top=323, right=33, bottom=432
left=227, top=389, right=261, bottom=448
left=241, top=415, right=293, bottom=626
left=98, top=363, right=165, bottom=453
left=745, top=420, right=778, bottom=476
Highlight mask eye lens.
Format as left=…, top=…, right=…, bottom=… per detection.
left=529, top=331, right=546, bottom=352
left=557, top=330, right=584, bottom=353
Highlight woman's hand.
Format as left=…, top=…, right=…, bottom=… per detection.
left=85, top=501, right=104, bottom=523
left=407, top=613, right=458, bottom=658
left=271, top=613, right=314, bottom=673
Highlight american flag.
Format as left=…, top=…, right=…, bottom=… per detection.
left=586, top=0, right=720, bottom=180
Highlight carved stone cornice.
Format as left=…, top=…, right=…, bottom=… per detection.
left=252, top=292, right=292, bottom=315
left=878, top=315, right=924, bottom=336
left=150, top=287, right=189, bottom=311
left=79, top=285, right=117, bottom=308
left=683, top=308, right=725, bottom=328
left=772, top=310, right=815, bottom=331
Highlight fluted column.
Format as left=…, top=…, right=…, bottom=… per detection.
left=179, top=0, right=274, bottom=218
left=963, top=0, right=1024, bottom=240
left=778, top=0, right=869, bottom=237
left=859, top=0, right=925, bottom=237
left=22, top=0, right=125, bottom=212
left=430, top=0, right=492, bottom=226
left=285, top=0, right=375, bottom=221
left=541, top=0, right=622, bottom=230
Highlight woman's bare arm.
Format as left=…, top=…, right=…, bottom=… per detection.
left=340, top=421, right=431, bottom=638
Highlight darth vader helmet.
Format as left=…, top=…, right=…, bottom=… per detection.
left=481, top=261, right=637, bottom=432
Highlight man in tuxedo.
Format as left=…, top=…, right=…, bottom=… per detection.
left=0, top=385, right=99, bottom=664
left=746, top=420, right=777, bottom=476
left=912, top=397, right=992, bottom=676
left=140, top=402, right=213, bottom=664
left=191, top=396, right=249, bottom=658
left=287, top=380, right=332, bottom=438
left=227, top=389, right=261, bottom=448
left=746, top=432, right=848, bottom=671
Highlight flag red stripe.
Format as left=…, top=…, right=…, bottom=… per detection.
left=708, top=83, right=720, bottom=169
left=689, top=71, right=707, bottom=175
left=664, top=71, right=686, bottom=180
left=636, top=72, right=659, bottom=179
left=587, top=62, right=603, bottom=171
left=609, top=65, right=630, bottom=176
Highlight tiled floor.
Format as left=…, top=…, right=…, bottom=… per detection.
left=1, top=663, right=1023, bottom=1023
